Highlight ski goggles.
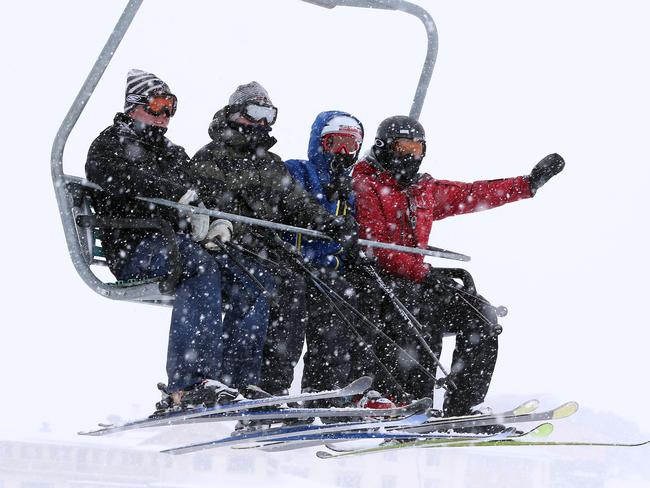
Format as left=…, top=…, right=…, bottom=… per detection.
left=321, top=132, right=362, bottom=155
left=126, top=93, right=178, bottom=117
left=241, top=102, right=278, bottom=125
left=392, top=138, right=426, bottom=159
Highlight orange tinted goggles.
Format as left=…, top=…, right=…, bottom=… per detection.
left=321, top=133, right=361, bottom=155
left=392, top=138, right=425, bottom=158
left=146, top=95, right=177, bottom=116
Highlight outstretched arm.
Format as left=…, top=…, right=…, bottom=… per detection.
left=426, top=153, right=565, bottom=220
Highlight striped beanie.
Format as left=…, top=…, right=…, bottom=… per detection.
left=228, top=81, right=273, bottom=107
left=124, top=69, right=173, bottom=113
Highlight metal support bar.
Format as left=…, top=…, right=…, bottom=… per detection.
left=51, top=0, right=144, bottom=300
left=137, top=195, right=470, bottom=262
left=301, top=0, right=438, bottom=119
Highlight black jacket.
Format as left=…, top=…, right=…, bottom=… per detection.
left=85, top=113, right=193, bottom=272
left=188, top=108, right=337, bottom=252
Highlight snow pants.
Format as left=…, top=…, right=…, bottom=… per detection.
left=260, top=267, right=369, bottom=397
left=114, top=233, right=272, bottom=392
left=372, top=270, right=499, bottom=416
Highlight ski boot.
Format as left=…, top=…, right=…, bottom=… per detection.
left=356, top=390, right=397, bottom=410
left=152, top=379, right=243, bottom=417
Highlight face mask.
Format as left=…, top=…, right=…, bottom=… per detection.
left=388, top=154, right=422, bottom=186
left=132, top=119, right=167, bottom=142
left=230, top=121, right=273, bottom=149
left=330, top=153, right=357, bottom=175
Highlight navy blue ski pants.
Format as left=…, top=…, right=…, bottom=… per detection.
left=115, top=233, right=272, bottom=392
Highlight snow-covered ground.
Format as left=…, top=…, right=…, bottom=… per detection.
left=2, top=1, right=649, bottom=486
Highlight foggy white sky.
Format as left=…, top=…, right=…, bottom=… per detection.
left=1, top=0, right=650, bottom=477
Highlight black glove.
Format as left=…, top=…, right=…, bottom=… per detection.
left=345, top=244, right=377, bottom=269
left=322, top=214, right=359, bottom=256
left=528, top=153, right=565, bottom=194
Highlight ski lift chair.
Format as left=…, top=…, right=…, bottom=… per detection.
left=51, top=0, right=440, bottom=306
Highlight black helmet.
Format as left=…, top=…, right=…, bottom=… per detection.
left=373, top=115, right=426, bottom=186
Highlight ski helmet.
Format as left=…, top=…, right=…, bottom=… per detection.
left=373, top=115, right=426, bottom=186
left=320, top=114, right=364, bottom=174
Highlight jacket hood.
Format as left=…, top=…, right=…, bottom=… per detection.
left=207, top=107, right=277, bottom=151
left=307, top=110, right=363, bottom=182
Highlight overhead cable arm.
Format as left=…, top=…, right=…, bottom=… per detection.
left=301, top=0, right=438, bottom=120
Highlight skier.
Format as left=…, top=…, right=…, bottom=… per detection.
left=187, top=84, right=359, bottom=395
left=85, top=69, right=268, bottom=413
left=352, top=115, right=565, bottom=416
left=258, top=111, right=389, bottom=407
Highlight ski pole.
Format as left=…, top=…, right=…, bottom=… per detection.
left=304, top=268, right=412, bottom=400
left=208, top=240, right=271, bottom=296
left=363, top=265, right=457, bottom=391
left=232, top=240, right=442, bottom=393
left=434, top=279, right=505, bottom=335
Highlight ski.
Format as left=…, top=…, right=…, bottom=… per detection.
left=79, top=376, right=372, bottom=436
left=422, top=438, right=650, bottom=449
left=252, top=400, right=540, bottom=453
left=316, top=422, right=554, bottom=459
left=161, top=411, right=432, bottom=455
left=183, top=397, right=432, bottom=425
left=254, top=426, right=521, bottom=453
left=398, top=400, right=577, bottom=434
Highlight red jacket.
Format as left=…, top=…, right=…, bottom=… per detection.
left=352, top=158, right=534, bottom=282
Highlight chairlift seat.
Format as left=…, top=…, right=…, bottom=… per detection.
left=61, top=174, right=178, bottom=306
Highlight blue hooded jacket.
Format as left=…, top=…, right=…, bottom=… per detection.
left=284, top=111, right=363, bottom=271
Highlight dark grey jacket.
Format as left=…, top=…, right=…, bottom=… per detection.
left=189, top=108, right=338, bottom=252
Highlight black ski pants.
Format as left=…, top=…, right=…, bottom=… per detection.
left=372, top=270, right=499, bottom=416
left=261, top=269, right=376, bottom=395
left=260, top=267, right=363, bottom=397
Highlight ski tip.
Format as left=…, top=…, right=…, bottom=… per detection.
left=160, top=447, right=184, bottom=456
left=78, top=429, right=104, bottom=436
left=341, top=376, right=373, bottom=396
left=551, top=401, right=579, bottom=420
left=531, top=422, right=554, bottom=438
left=514, top=399, right=540, bottom=415
left=316, top=450, right=335, bottom=459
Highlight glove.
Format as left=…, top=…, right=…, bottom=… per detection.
left=528, top=153, right=565, bottom=194
left=189, top=202, right=210, bottom=242
left=202, top=219, right=234, bottom=250
left=345, top=245, right=377, bottom=269
left=178, top=188, right=199, bottom=205
left=323, top=214, right=359, bottom=255
left=177, top=189, right=209, bottom=241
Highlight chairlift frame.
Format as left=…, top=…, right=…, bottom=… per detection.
left=51, top=0, right=442, bottom=305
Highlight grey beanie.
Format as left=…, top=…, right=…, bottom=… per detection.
left=124, top=69, right=173, bottom=113
left=228, top=81, right=273, bottom=107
